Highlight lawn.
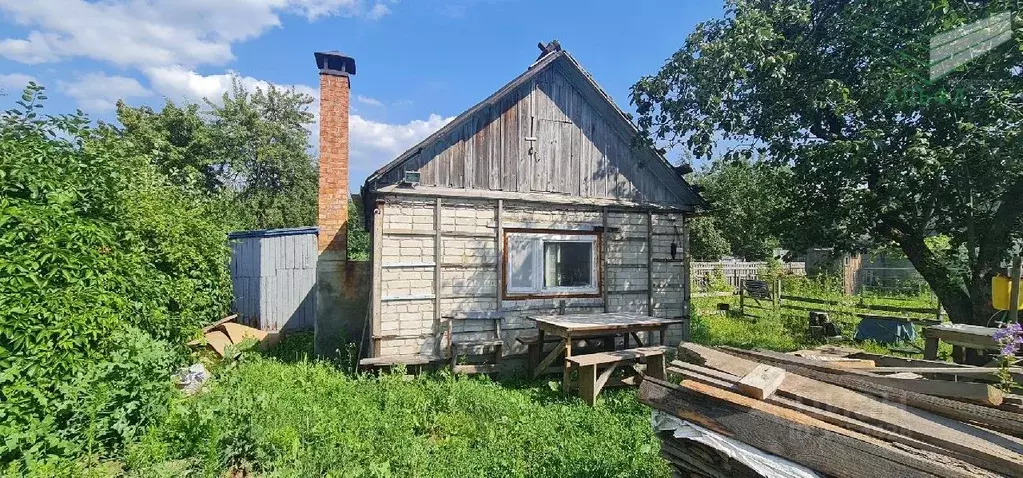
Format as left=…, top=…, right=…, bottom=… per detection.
left=66, top=281, right=952, bottom=478
left=690, top=278, right=953, bottom=359
left=108, top=335, right=669, bottom=478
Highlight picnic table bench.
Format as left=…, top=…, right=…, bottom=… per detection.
left=923, top=323, right=1002, bottom=360
left=566, top=346, right=668, bottom=405
left=528, top=312, right=687, bottom=393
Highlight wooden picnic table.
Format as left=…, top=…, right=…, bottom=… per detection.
left=922, top=323, right=1001, bottom=360
left=528, top=312, right=687, bottom=384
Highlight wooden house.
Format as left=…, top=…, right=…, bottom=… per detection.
left=314, top=42, right=707, bottom=367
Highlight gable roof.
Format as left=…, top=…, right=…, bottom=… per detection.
left=362, top=45, right=708, bottom=211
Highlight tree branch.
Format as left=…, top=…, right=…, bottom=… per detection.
left=879, top=215, right=973, bottom=322
left=977, top=176, right=1023, bottom=271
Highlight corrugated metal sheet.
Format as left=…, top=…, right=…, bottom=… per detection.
left=229, top=228, right=318, bottom=331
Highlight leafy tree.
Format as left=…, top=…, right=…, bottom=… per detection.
left=0, top=84, right=232, bottom=464
left=117, top=78, right=318, bottom=230
left=633, top=0, right=1023, bottom=325
left=209, top=81, right=318, bottom=230
left=347, top=200, right=370, bottom=261
left=696, top=158, right=786, bottom=260
left=116, top=101, right=223, bottom=194
left=688, top=216, right=731, bottom=260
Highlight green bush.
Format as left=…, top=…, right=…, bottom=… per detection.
left=124, top=357, right=668, bottom=478
left=0, top=84, right=232, bottom=466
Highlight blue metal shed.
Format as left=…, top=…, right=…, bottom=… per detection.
left=228, top=227, right=318, bottom=331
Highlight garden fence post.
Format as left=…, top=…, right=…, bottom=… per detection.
left=774, top=278, right=781, bottom=310
left=739, top=283, right=745, bottom=315
left=1009, top=255, right=1021, bottom=324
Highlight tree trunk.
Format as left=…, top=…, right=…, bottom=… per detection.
left=891, top=230, right=976, bottom=324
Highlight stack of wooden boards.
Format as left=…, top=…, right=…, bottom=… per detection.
left=640, top=343, right=1023, bottom=478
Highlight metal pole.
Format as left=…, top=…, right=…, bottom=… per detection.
left=1009, top=255, right=1022, bottom=324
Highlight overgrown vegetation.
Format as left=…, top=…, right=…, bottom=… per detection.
left=0, top=84, right=232, bottom=470
left=119, top=345, right=668, bottom=478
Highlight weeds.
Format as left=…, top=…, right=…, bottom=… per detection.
left=122, top=354, right=669, bottom=478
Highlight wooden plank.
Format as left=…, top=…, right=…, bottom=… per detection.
left=646, top=210, right=653, bottom=316
left=871, top=366, right=1023, bottom=375
left=533, top=338, right=566, bottom=377
left=201, top=314, right=239, bottom=333
left=850, top=352, right=978, bottom=369
left=639, top=376, right=978, bottom=478
left=601, top=206, right=608, bottom=313
left=923, top=324, right=1002, bottom=350
left=736, top=364, right=786, bottom=400
left=433, top=198, right=442, bottom=357
left=495, top=199, right=503, bottom=309
left=681, top=343, right=1023, bottom=476
left=578, top=363, right=597, bottom=406
left=797, top=355, right=876, bottom=368
left=565, top=346, right=669, bottom=367
left=723, top=347, right=1017, bottom=423
left=865, top=375, right=1004, bottom=406
left=371, top=202, right=384, bottom=357
left=668, top=361, right=1003, bottom=476
left=360, top=354, right=439, bottom=366
left=375, top=185, right=695, bottom=212
left=531, top=312, right=686, bottom=332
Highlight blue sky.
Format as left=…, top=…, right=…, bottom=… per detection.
left=0, top=0, right=725, bottom=189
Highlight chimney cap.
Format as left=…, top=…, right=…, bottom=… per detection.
left=315, top=51, right=357, bottom=76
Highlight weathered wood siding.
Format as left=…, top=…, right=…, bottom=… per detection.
left=229, top=227, right=318, bottom=331
left=375, top=62, right=686, bottom=205
left=370, top=195, right=690, bottom=358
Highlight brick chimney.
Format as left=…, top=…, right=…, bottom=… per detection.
left=315, top=51, right=357, bottom=257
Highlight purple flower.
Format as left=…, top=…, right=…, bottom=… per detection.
left=995, top=323, right=1023, bottom=356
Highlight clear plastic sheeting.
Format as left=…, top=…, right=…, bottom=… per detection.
left=651, top=410, right=821, bottom=478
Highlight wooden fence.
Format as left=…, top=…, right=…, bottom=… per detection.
left=691, top=261, right=806, bottom=292
left=776, top=294, right=943, bottom=322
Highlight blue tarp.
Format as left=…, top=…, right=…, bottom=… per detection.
left=855, top=316, right=917, bottom=344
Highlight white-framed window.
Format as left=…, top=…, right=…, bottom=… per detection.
left=505, top=231, right=600, bottom=297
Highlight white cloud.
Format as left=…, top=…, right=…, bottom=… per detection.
left=0, top=0, right=390, bottom=68
left=350, top=113, right=451, bottom=156
left=347, top=113, right=453, bottom=188
left=143, top=66, right=316, bottom=104
left=355, top=94, right=384, bottom=107
left=366, top=2, right=391, bottom=19
left=0, top=72, right=36, bottom=89
left=57, top=72, right=150, bottom=111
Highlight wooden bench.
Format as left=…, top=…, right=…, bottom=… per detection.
left=445, top=311, right=504, bottom=374
left=516, top=333, right=617, bottom=373
left=565, top=346, right=669, bottom=406
left=359, top=353, right=441, bottom=369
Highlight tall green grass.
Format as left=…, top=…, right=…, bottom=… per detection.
left=121, top=352, right=669, bottom=478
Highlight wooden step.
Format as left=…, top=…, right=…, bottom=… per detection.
left=453, top=363, right=499, bottom=374
left=452, top=340, right=503, bottom=348
left=516, top=335, right=561, bottom=345
left=359, top=354, right=440, bottom=367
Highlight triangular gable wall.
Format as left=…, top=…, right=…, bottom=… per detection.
left=367, top=52, right=703, bottom=208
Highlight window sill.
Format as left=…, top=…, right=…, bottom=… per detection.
left=503, top=291, right=602, bottom=301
